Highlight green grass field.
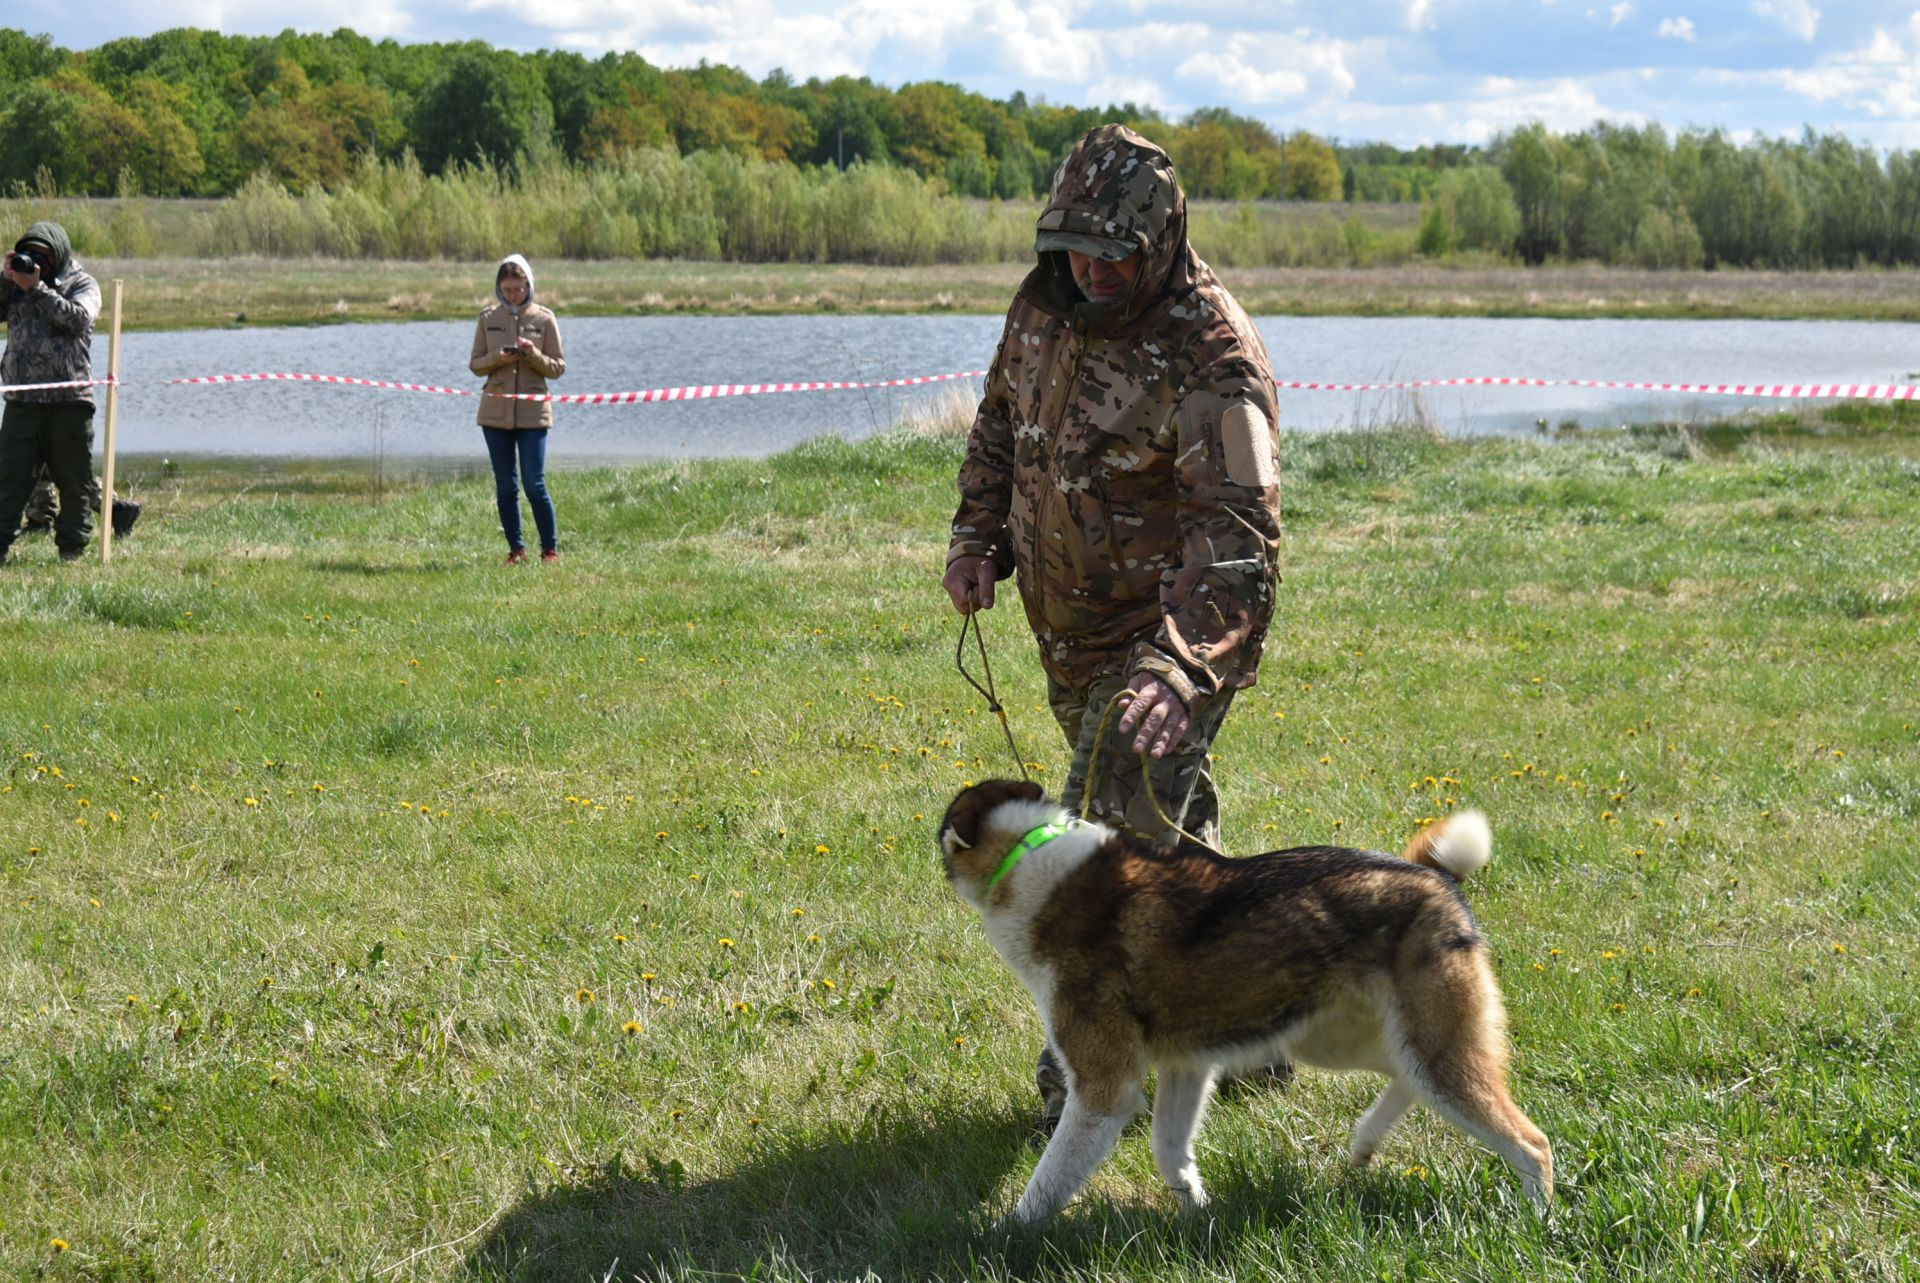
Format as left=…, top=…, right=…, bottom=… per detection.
left=2, top=411, right=1916, bottom=1280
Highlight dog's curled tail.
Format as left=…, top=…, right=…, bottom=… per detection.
left=1403, top=810, right=1492, bottom=881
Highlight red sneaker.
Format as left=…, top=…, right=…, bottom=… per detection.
left=540, top=548, right=559, bottom=563
left=506, top=547, right=529, bottom=565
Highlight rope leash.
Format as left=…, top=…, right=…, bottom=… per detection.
left=954, top=610, right=1029, bottom=782
left=953, top=613, right=1216, bottom=851
left=1082, top=687, right=1214, bottom=851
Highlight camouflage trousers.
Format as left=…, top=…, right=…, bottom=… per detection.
left=1047, top=669, right=1237, bottom=850
left=24, top=471, right=103, bottom=529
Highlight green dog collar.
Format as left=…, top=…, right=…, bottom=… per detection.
left=985, top=820, right=1080, bottom=893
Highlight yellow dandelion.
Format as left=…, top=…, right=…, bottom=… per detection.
left=1832, top=943, right=1848, bottom=955
left=791, top=907, right=806, bottom=917
left=670, top=1108, right=685, bottom=1120
left=807, top=933, right=822, bottom=944
left=1686, top=987, right=1703, bottom=998
left=126, top=994, right=140, bottom=1005
left=613, top=933, right=628, bottom=944
left=259, top=976, right=274, bottom=989
left=623, top=1020, right=643, bottom=1036
left=748, top=1117, right=763, bottom=1129
left=641, top=972, right=657, bottom=983
left=576, top=988, right=595, bottom=1004
left=52, top=1239, right=69, bottom=1252
left=733, top=1001, right=751, bottom=1013
left=1610, top=1002, right=1627, bottom=1012
left=814, top=844, right=831, bottom=855
left=243, top=797, right=259, bottom=807
left=718, top=937, right=736, bottom=950
left=1548, top=948, right=1562, bottom=958
left=1602, top=950, right=1618, bottom=960
left=820, top=979, right=836, bottom=990
left=1533, top=962, right=1545, bottom=972
left=954, top=1036, right=968, bottom=1046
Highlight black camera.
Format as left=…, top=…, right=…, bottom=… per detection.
left=7, top=251, right=36, bottom=274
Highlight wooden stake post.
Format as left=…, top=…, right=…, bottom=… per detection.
left=100, top=278, right=123, bottom=562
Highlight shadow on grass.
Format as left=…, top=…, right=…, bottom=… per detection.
left=314, top=557, right=463, bottom=576
left=453, top=1101, right=1407, bottom=1282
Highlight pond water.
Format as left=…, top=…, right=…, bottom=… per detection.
left=83, top=313, right=1920, bottom=465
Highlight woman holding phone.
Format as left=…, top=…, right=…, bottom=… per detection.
left=470, top=254, right=566, bottom=564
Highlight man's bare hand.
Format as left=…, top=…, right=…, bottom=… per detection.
left=943, top=555, right=998, bottom=614
left=1118, top=675, right=1189, bottom=758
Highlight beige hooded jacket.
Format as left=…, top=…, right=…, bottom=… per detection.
left=470, top=254, right=566, bottom=429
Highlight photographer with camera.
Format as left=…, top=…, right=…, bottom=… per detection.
left=0, top=221, right=103, bottom=565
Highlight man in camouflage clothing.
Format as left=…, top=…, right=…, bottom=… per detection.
left=1, top=221, right=103, bottom=564
left=943, top=124, right=1284, bottom=1130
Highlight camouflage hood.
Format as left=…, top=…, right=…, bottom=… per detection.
left=1030, top=125, right=1198, bottom=333
left=17, top=221, right=74, bottom=285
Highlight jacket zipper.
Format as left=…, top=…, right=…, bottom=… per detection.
left=1033, top=329, right=1087, bottom=627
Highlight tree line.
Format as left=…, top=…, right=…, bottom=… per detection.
left=5, top=26, right=1920, bottom=269
left=0, top=26, right=1356, bottom=203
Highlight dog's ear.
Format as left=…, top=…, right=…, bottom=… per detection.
left=939, top=778, right=1045, bottom=857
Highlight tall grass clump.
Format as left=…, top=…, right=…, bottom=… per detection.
left=105, top=152, right=1417, bottom=268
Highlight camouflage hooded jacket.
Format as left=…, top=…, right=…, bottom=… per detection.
left=1, top=221, right=102, bottom=406
left=948, top=126, right=1282, bottom=703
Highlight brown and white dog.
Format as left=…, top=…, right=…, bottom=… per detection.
left=938, top=778, right=1553, bottom=1223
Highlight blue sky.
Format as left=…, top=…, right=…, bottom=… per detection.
left=15, top=0, right=1920, bottom=148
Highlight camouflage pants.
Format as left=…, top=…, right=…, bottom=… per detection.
left=1047, top=670, right=1237, bottom=850
left=24, top=470, right=103, bottom=529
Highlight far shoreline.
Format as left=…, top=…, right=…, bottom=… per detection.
left=86, top=258, right=1920, bottom=332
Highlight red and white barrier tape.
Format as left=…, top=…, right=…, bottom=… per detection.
left=147, top=369, right=990, bottom=404
left=7, top=370, right=1920, bottom=401
left=1277, top=375, right=1920, bottom=399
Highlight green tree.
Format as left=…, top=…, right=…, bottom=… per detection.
left=0, top=78, right=86, bottom=192
left=233, top=101, right=345, bottom=193
left=1435, top=166, right=1519, bottom=254
left=1280, top=131, right=1342, bottom=201
left=1496, top=121, right=1564, bottom=264
left=409, top=48, right=551, bottom=172
left=126, top=76, right=206, bottom=195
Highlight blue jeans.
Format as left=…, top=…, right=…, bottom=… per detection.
left=481, top=427, right=556, bottom=553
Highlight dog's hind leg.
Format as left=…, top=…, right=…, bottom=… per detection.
left=1348, top=1076, right=1414, bottom=1167
left=1397, top=1044, right=1554, bottom=1209
left=1150, top=1066, right=1217, bottom=1209
left=1009, top=1088, right=1142, bottom=1223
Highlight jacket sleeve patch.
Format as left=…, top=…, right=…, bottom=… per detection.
left=1220, top=402, right=1277, bottom=488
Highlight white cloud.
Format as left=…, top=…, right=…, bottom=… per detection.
left=1407, top=0, right=1436, bottom=32
left=1656, top=15, right=1696, bottom=40
left=1609, top=2, right=1633, bottom=26
left=1752, top=0, right=1820, bottom=42
left=1448, top=79, right=1631, bottom=142
left=1700, top=22, right=1920, bottom=123
left=1177, top=51, right=1311, bottom=104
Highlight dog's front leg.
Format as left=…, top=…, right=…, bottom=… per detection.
left=1008, top=1090, right=1140, bottom=1224
left=1150, top=1066, right=1217, bottom=1210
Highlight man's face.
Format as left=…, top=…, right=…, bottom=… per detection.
left=10, top=242, right=51, bottom=283
left=1068, top=249, right=1143, bottom=304
left=499, top=271, right=529, bottom=305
